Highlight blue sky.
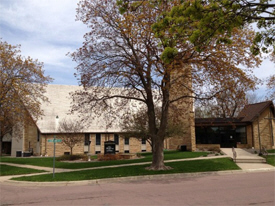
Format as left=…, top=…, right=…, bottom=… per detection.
left=0, top=0, right=274, bottom=98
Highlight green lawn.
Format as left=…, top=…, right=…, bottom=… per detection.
left=0, top=164, right=46, bottom=176
left=267, top=149, right=275, bottom=153
left=0, top=151, right=208, bottom=169
left=12, top=158, right=239, bottom=182
left=266, top=156, right=275, bottom=166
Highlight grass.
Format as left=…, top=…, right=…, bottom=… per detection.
left=11, top=158, right=239, bottom=182
left=267, top=149, right=275, bottom=153
left=0, top=164, right=46, bottom=176
left=266, top=156, right=275, bottom=166
left=0, top=151, right=208, bottom=169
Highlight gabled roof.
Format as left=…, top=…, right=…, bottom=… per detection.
left=195, top=101, right=275, bottom=127
left=36, top=84, right=139, bottom=134
left=237, top=101, right=275, bottom=122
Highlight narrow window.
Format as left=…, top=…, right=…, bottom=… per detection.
left=114, top=134, right=119, bottom=145
left=124, top=137, right=129, bottom=145
left=37, top=129, right=40, bottom=142
left=141, top=138, right=146, bottom=144
left=85, top=134, right=90, bottom=145
left=96, top=133, right=101, bottom=145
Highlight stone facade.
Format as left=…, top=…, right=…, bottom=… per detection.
left=23, top=120, right=38, bottom=154
left=168, top=66, right=196, bottom=151
left=37, top=133, right=152, bottom=157
left=251, top=108, right=275, bottom=150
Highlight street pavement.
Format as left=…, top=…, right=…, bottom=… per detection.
left=0, top=171, right=274, bottom=206
left=0, top=150, right=274, bottom=205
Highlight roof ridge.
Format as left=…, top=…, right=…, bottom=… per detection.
left=246, top=100, right=272, bottom=106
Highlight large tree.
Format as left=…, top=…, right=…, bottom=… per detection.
left=70, top=0, right=260, bottom=170
left=0, top=40, right=52, bottom=155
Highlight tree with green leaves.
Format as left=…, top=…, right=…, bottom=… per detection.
left=120, top=0, right=274, bottom=55
left=70, top=0, right=260, bottom=170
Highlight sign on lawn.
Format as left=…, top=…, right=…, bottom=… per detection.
left=47, top=139, right=62, bottom=143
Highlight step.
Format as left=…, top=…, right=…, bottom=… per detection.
left=234, top=158, right=266, bottom=163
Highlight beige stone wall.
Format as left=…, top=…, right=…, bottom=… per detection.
left=168, top=66, right=196, bottom=151
left=236, top=144, right=250, bottom=149
left=39, top=133, right=152, bottom=156
left=41, top=134, right=85, bottom=156
left=196, top=144, right=220, bottom=151
left=23, top=120, right=37, bottom=153
left=246, top=125, right=253, bottom=148
left=251, top=108, right=274, bottom=150
left=168, top=99, right=196, bottom=151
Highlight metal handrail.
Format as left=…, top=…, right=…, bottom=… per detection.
left=232, top=147, right=237, bottom=162
left=262, top=146, right=268, bottom=158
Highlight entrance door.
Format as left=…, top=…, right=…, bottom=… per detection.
left=220, top=133, right=236, bottom=148
left=2, top=142, right=11, bottom=155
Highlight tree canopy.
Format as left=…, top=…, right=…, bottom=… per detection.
left=119, top=0, right=275, bottom=55
left=0, top=40, right=52, bottom=155
left=70, top=0, right=260, bottom=170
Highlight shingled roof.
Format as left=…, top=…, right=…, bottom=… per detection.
left=36, top=84, right=139, bottom=134
left=237, top=101, right=274, bottom=122
left=195, top=101, right=275, bottom=126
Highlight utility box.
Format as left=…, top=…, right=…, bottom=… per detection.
left=104, top=141, right=116, bottom=155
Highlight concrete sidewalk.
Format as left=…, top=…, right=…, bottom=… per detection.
left=220, top=148, right=275, bottom=171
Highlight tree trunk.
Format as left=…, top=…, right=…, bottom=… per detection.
left=0, top=137, right=2, bottom=156
left=70, top=147, right=73, bottom=155
left=146, top=136, right=172, bottom=170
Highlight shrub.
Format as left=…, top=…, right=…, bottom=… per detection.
left=97, top=154, right=122, bottom=161
left=57, top=154, right=88, bottom=161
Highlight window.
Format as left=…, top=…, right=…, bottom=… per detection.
left=124, top=150, right=129, bottom=153
left=96, top=133, right=101, bottom=145
left=85, top=134, right=90, bottom=145
left=125, top=137, right=129, bottom=145
left=141, top=138, right=146, bottom=144
left=236, top=127, right=247, bottom=144
left=114, top=134, right=119, bottom=145
left=37, top=129, right=40, bottom=142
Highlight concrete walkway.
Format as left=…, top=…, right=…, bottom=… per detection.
left=220, top=148, right=275, bottom=170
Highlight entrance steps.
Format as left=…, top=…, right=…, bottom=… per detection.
left=220, top=148, right=267, bottom=163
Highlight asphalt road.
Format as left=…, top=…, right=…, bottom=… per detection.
left=0, top=171, right=274, bottom=206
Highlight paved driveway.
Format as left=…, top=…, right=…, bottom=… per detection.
left=0, top=171, right=274, bottom=206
